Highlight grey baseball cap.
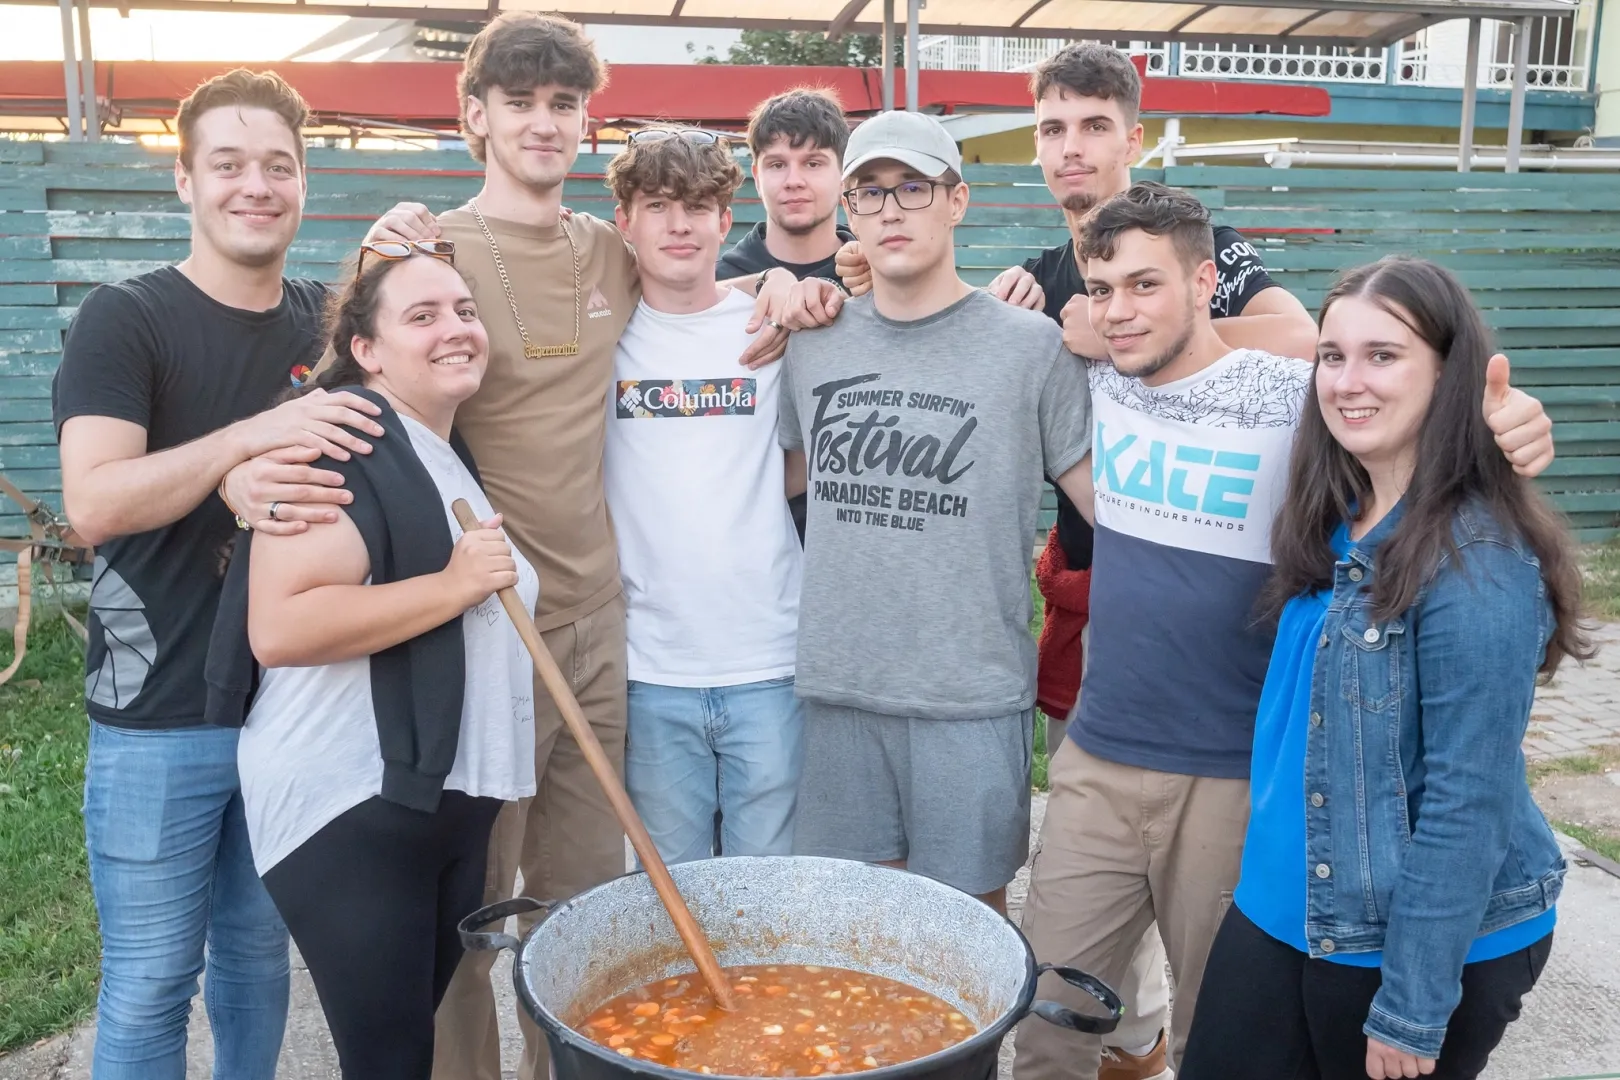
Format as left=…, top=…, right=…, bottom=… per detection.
left=841, top=110, right=963, bottom=182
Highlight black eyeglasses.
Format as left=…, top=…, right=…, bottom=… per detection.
left=357, top=239, right=456, bottom=274
left=842, top=180, right=953, bottom=216
left=628, top=128, right=730, bottom=147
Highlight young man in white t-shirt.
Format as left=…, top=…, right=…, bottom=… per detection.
left=603, top=130, right=807, bottom=864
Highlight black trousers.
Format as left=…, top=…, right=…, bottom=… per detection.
left=261, top=790, right=504, bottom=1080
left=1180, top=907, right=1551, bottom=1080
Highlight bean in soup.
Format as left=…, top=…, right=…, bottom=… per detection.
left=578, top=964, right=976, bottom=1075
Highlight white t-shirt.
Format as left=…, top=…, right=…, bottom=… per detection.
left=239, top=415, right=540, bottom=876
left=604, top=289, right=802, bottom=687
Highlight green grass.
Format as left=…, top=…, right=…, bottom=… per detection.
left=0, top=614, right=99, bottom=1052
left=1552, top=821, right=1620, bottom=866
left=1526, top=744, right=1620, bottom=785
left=1583, top=539, right=1620, bottom=622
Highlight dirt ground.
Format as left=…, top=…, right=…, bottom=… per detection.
left=1533, top=751, right=1620, bottom=856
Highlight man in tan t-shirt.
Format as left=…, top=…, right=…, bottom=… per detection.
left=223, top=14, right=809, bottom=1080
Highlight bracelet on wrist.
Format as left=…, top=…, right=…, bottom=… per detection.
left=218, top=480, right=251, bottom=531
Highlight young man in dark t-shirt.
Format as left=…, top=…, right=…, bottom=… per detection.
left=717, top=89, right=861, bottom=539
left=52, top=71, right=380, bottom=1078
left=716, top=89, right=856, bottom=287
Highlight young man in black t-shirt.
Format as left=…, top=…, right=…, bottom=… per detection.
left=717, top=88, right=862, bottom=540
left=52, top=71, right=381, bottom=1078
left=716, top=89, right=856, bottom=288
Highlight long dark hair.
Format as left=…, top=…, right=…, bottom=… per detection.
left=1260, top=256, right=1591, bottom=675
left=305, top=255, right=404, bottom=394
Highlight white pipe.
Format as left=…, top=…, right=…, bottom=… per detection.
left=1266, top=150, right=1620, bottom=170
left=881, top=0, right=894, bottom=112
left=1458, top=18, right=1480, bottom=172
left=76, top=0, right=97, bottom=142
left=1505, top=16, right=1531, bottom=174
left=58, top=0, right=81, bottom=142
left=904, top=0, right=919, bottom=113
left=1162, top=117, right=1181, bottom=167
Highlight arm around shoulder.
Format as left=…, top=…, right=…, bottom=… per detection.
left=1213, top=286, right=1319, bottom=361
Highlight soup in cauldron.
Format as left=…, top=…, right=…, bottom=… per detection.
left=578, top=963, right=977, bottom=1076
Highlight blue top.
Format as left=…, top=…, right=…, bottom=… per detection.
left=1234, top=523, right=1556, bottom=967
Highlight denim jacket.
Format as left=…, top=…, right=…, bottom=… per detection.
left=1304, top=498, right=1565, bottom=1059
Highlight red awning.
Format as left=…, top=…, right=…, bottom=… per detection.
left=0, top=59, right=1330, bottom=130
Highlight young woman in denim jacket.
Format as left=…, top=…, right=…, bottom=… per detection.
left=1180, top=256, right=1592, bottom=1080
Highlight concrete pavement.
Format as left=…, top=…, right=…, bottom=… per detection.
left=7, top=637, right=1620, bottom=1079
left=9, top=809, right=1618, bottom=1080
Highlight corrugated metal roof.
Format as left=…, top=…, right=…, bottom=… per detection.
left=8, top=0, right=1581, bottom=49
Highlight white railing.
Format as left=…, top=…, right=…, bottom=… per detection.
left=1395, top=16, right=1589, bottom=90
left=1178, top=44, right=1387, bottom=83
left=1396, top=57, right=1588, bottom=90
left=910, top=13, right=1589, bottom=92
left=915, top=37, right=1169, bottom=75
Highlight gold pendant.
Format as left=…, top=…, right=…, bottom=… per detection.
left=525, top=343, right=580, bottom=358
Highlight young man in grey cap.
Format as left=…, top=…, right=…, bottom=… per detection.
left=777, top=110, right=1094, bottom=914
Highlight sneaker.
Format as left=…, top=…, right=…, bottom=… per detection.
left=1098, top=1029, right=1173, bottom=1080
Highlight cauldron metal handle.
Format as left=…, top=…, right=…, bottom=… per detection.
left=459, top=897, right=553, bottom=954
left=1026, top=963, right=1123, bottom=1036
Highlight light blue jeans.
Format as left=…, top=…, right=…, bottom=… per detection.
left=625, top=676, right=804, bottom=866
left=82, top=721, right=290, bottom=1080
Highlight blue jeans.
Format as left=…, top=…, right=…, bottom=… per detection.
left=82, top=721, right=290, bottom=1080
left=625, top=677, right=804, bottom=865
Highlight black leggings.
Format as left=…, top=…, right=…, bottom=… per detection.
left=1180, top=907, right=1552, bottom=1080
left=261, top=790, right=503, bottom=1080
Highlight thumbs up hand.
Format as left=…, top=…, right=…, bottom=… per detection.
left=1482, top=353, right=1555, bottom=478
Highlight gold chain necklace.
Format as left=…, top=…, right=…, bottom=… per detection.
left=468, top=198, right=581, bottom=359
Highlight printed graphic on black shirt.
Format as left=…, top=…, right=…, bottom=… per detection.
left=616, top=378, right=758, bottom=418
left=807, top=373, right=976, bottom=534
left=52, top=266, right=327, bottom=729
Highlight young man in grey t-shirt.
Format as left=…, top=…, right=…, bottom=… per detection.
left=777, top=110, right=1094, bottom=913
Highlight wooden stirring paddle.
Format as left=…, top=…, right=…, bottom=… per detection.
left=451, top=499, right=737, bottom=1012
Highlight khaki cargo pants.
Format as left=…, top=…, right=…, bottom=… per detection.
left=1014, top=738, right=1249, bottom=1080
left=431, top=595, right=629, bottom=1080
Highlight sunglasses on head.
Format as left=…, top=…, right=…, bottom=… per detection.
left=627, top=128, right=730, bottom=148
left=357, top=239, right=457, bottom=275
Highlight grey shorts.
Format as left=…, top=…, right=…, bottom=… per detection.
left=791, top=702, right=1034, bottom=896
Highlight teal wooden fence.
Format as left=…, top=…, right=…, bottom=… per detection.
left=3, top=141, right=1619, bottom=601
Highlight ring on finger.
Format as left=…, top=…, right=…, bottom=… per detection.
left=767, top=319, right=783, bottom=331
left=268, top=501, right=283, bottom=522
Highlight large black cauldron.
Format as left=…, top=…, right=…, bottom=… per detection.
left=461, top=855, right=1121, bottom=1080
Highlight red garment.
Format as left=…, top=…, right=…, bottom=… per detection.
left=1035, top=524, right=1091, bottom=720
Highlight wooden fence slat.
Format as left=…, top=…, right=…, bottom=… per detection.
left=3, top=148, right=1618, bottom=542
left=0, top=284, right=58, bottom=305
left=1165, top=165, right=1619, bottom=192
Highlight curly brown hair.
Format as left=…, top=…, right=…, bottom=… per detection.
left=606, top=132, right=744, bottom=212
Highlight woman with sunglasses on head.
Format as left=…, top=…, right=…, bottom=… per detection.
left=206, top=241, right=539, bottom=1080
left=1179, top=256, right=1591, bottom=1080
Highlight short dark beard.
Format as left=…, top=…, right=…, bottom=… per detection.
left=1059, top=192, right=1096, bottom=215
left=1115, top=321, right=1194, bottom=382
left=770, top=207, right=835, bottom=238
